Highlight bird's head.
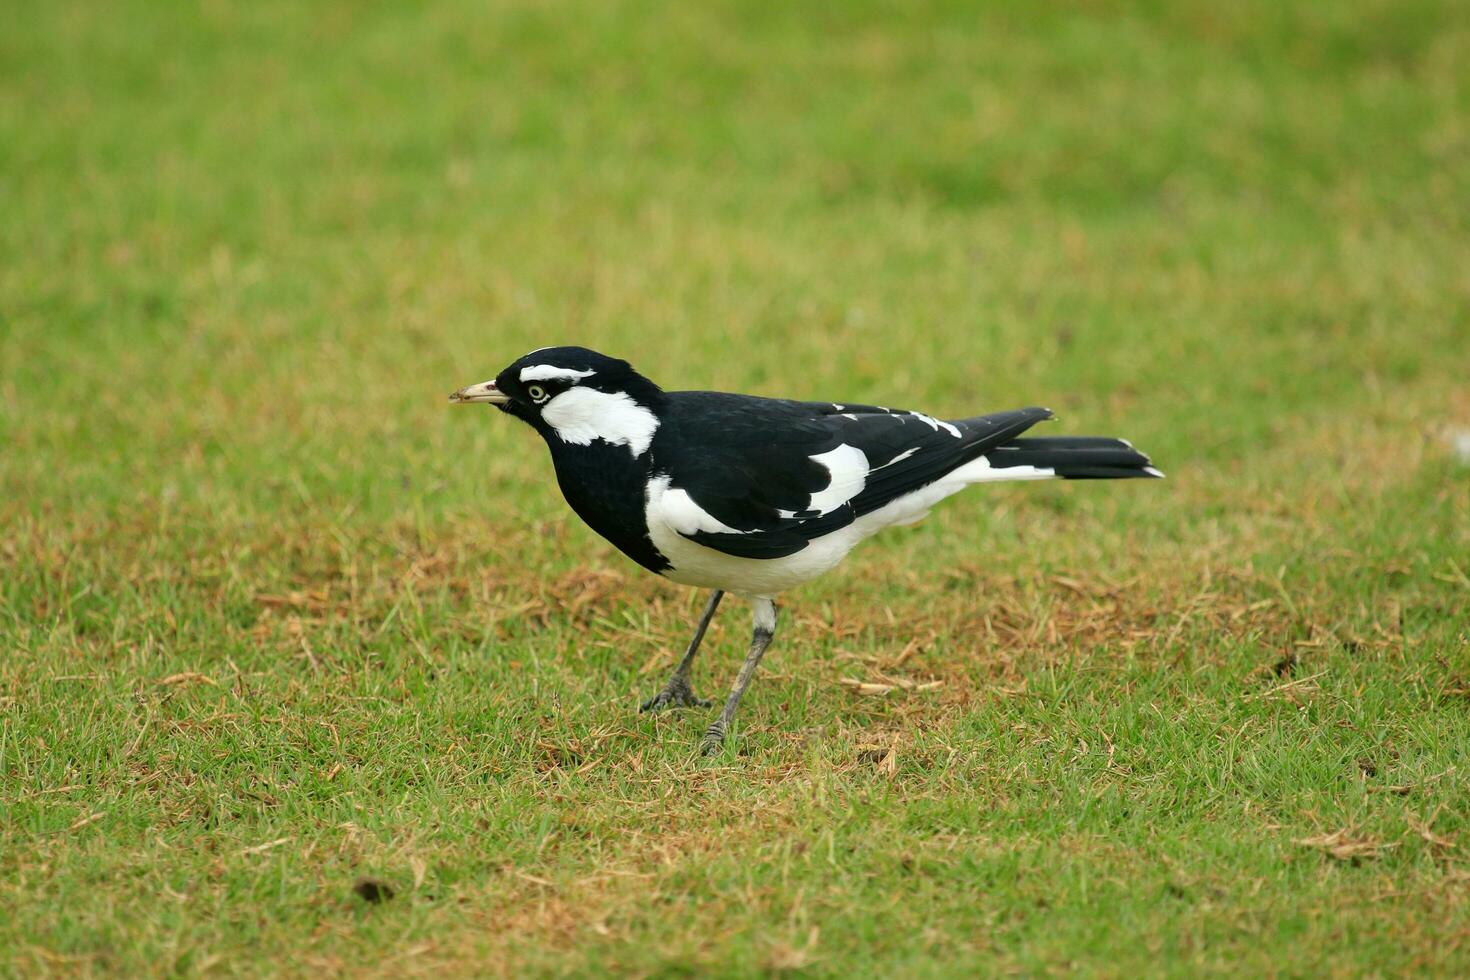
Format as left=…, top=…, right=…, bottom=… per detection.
left=450, top=346, right=665, bottom=457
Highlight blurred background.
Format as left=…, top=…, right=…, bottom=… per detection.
left=5, top=0, right=1465, bottom=525
left=3, top=1, right=1469, bottom=972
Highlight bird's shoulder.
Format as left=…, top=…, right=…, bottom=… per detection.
left=653, top=390, right=1007, bottom=466
left=656, top=390, right=922, bottom=448
left=648, top=392, right=844, bottom=540
left=656, top=390, right=835, bottom=443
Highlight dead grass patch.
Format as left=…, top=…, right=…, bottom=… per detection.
left=1296, top=829, right=1394, bottom=863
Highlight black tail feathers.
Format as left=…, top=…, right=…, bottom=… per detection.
left=985, top=436, right=1163, bottom=480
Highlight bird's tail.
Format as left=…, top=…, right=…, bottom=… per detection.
left=981, top=436, right=1163, bottom=480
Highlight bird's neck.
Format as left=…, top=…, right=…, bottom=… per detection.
left=546, top=440, right=669, bottom=574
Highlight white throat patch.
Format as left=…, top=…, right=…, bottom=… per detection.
left=541, top=387, right=658, bottom=457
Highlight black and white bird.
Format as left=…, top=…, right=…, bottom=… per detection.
left=452, top=346, right=1161, bottom=754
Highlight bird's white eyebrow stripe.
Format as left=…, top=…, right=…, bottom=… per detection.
left=519, top=365, right=596, bottom=383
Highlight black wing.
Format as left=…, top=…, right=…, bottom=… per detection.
left=650, top=392, right=1053, bottom=559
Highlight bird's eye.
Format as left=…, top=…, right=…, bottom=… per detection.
left=527, top=384, right=547, bottom=403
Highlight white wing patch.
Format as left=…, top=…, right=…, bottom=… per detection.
left=520, top=365, right=596, bottom=383
left=869, top=404, right=963, bottom=439
left=648, top=476, right=748, bottom=535
left=907, top=412, right=962, bottom=438
left=541, top=387, right=658, bottom=457
left=872, top=447, right=918, bottom=471
left=808, top=444, right=868, bottom=515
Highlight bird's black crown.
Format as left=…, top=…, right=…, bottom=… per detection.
left=492, top=346, right=665, bottom=422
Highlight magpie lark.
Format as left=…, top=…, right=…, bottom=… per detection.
left=452, top=346, right=1161, bottom=754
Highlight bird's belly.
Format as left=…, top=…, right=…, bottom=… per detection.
left=646, top=472, right=993, bottom=594
left=649, top=521, right=858, bottom=595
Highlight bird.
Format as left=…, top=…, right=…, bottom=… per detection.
left=451, top=346, right=1161, bottom=754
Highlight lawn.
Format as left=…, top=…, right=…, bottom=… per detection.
left=3, top=0, right=1469, bottom=974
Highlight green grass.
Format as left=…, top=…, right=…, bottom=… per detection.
left=4, top=0, right=1470, bottom=974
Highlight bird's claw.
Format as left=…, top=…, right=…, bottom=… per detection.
left=699, top=722, right=727, bottom=756
left=640, top=679, right=711, bottom=713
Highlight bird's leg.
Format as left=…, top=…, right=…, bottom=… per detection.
left=640, top=590, right=724, bottom=713
left=701, top=598, right=777, bottom=755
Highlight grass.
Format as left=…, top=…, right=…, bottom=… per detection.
left=3, top=0, right=1470, bottom=974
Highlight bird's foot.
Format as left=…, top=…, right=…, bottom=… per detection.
left=640, top=677, right=711, bottom=713
left=699, top=720, right=727, bottom=756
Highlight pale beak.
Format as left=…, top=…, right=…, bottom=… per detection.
left=448, top=379, right=511, bottom=406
